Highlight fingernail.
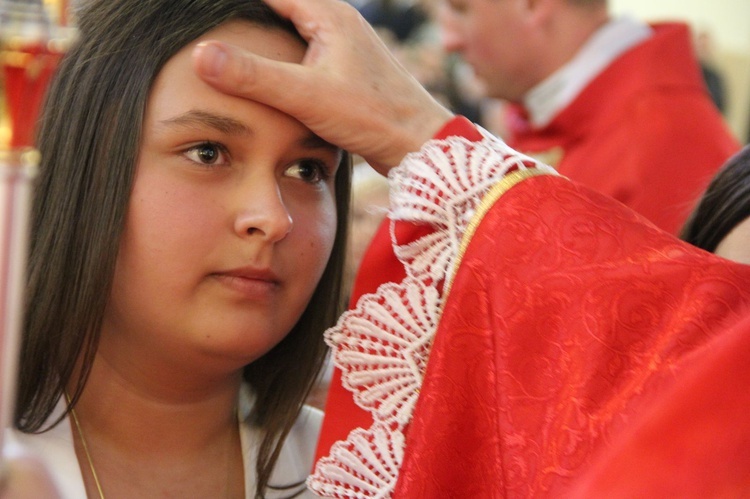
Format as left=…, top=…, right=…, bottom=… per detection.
left=195, top=42, right=227, bottom=77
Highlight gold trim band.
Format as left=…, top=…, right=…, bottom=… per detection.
left=443, top=168, right=554, bottom=300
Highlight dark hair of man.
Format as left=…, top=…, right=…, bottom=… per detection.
left=17, top=0, right=351, bottom=496
left=680, top=145, right=750, bottom=252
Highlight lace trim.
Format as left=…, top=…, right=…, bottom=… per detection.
left=308, top=130, right=557, bottom=498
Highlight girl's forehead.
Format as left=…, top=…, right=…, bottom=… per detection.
left=146, top=20, right=306, bottom=116
left=190, top=20, right=305, bottom=64
left=144, top=19, right=329, bottom=156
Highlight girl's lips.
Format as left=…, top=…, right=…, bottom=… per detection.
left=211, top=266, right=280, bottom=298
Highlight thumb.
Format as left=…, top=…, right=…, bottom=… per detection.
left=192, top=41, right=309, bottom=117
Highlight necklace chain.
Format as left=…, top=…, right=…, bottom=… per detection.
left=66, top=393, right=106, bottom=499
left=64, top=393, right=240, bottom=498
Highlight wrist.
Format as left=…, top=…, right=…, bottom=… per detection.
left=400, top=107, right=455, bottom=160
left=373, top=107, right=454, bottom=173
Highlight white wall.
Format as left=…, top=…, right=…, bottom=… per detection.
left=611, top=0, right=750, bottom=53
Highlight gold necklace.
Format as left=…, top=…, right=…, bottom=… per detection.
left=64, top=393, right=241, bottom=499
left=66, top=393, right=106, bottom=499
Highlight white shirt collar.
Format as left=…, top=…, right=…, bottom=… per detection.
left=523, top=16, right=653, bottom=128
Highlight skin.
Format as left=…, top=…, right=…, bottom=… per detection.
left=715, top=217, right=750, bottom=265
left=436, top=0, right=609, bottom=101
left=70, top=21, right=341, bottom=498
left=190, top=0, right=604, bottom=155
left=438, top=0, right=545, bottom=100
left=191, top=0, right=454, bottom=173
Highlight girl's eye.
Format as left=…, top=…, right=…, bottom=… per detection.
left=285, top=159, right=331, bottom=184
left=184, top=142, right=228, bottom=166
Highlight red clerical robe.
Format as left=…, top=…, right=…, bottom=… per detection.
left=394, top=173, right=750, bottom=497
left=316, top=24, right=742, bottom=474
left=310, top=118, right=750, bottom=497
left=506, top=23, right=739, bottom=235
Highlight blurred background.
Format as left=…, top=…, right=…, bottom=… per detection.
left=18, top=0, right=750, bottom=143
left=350, top=0, right=750, bottom=143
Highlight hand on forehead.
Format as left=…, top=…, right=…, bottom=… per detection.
left=192, top=0, right=453, bottom=172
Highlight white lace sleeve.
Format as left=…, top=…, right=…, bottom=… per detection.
left=307, top=128, right=557, bottom=498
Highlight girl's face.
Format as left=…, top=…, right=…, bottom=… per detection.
left=102, top=21, right=341, bottom=376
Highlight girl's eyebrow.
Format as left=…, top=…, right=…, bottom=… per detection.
left=300, top=133, right=340, bottom=154
left=160, top=109, right=251, bottom=136
left=162, top=109, right=340, bottom=153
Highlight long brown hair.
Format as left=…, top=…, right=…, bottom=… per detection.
left=18, top=0, right=350, bottom=496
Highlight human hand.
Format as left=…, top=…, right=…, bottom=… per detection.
left=192, top=0, right=454, bottom=174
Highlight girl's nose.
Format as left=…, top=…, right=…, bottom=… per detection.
left=233, top=178, right=293, bottom=242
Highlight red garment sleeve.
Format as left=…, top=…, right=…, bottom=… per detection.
left=313, top=117, right=482, bottom=464
left=394, top=174, right=750, bottom=496
left=569, top=312, right=750, bottom=497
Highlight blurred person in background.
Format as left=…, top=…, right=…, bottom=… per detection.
left=437, top=0, right=739, bottom=234
left=314, top=0, right=743, bottom=462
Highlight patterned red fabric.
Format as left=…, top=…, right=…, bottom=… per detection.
left=569, top=312, right=750, bottom=496
left=506, top=23, right=739, bottom=235
left=394, top=174, right=750, bottom=496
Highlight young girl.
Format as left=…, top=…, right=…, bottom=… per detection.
left=8, top=0, right=350, bottom=497
left=193, top=0, right=750, bottom=496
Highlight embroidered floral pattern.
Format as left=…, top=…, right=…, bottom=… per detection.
left=307, top=131, right=555, bottom=498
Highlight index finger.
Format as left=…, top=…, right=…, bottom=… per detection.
left=259, top=0, right=358, bottom=41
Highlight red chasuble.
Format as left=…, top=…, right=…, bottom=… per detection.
left=311, top=117, right=750, bottom=497
left=393, top=173, right=750, bottom=496
left=506, top=23, right=739, bottom=235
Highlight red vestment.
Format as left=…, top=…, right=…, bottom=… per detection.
left=311, top=118, right=750, bottom=497
left=316, top=24, right=741, bottom=467
left=506, top=23, right=739, bottom=235
left=394, top=173, right=750, bottom=496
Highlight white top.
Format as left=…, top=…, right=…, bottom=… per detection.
left=523, top=16, right=653, bottom=128
left=5, top=386, right=323, bottom=498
